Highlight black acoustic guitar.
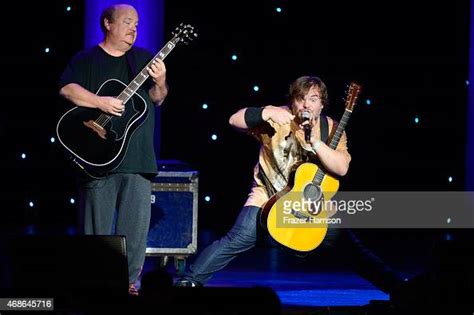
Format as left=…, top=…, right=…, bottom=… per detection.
left=56, top=23, right=197, bottom=178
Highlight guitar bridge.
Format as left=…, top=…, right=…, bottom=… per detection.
left=83, top=120, right=107, bottom=140
left=291, top=209, right=311, bottom=220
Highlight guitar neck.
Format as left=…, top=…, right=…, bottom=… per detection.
left=328, top=109, right=352, bottom=149
left=117, top=40, right=177, bottom=103
left=313, top=108, right=353, bottom=185
left=312, top=82, right=360, bottom=185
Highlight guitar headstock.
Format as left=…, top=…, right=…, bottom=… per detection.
left=171, top=23, right=198, bottom=45
left=344, top=82, right=362, bottom=111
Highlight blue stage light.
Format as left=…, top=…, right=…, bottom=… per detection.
left=25, top=225, right=37, bottom=235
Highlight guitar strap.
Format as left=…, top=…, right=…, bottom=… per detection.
left=320, top=115, right=329, bottom=144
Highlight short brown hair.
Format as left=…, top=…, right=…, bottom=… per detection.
left=289, top=76, right=329, bottom=108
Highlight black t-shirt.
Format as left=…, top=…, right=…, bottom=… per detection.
left=59, top=45, right=158, bottom=177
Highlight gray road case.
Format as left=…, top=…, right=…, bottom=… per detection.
left=146, top=165, right=198, bottom=273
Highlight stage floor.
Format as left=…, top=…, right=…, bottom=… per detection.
left=142, top=245, right=405, bottom=310
left=205, top=270, right=389, bottom=308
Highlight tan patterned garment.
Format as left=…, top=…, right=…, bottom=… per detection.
left=244, top=106, right=351, bottom=208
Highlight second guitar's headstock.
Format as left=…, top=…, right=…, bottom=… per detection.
left=344, top=82, right=362, bottom=111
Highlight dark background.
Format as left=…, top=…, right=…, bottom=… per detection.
left=0, top=0, right=470, bottom=273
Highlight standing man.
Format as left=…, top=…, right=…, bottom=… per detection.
left=59, top=4, right=168, bottom=295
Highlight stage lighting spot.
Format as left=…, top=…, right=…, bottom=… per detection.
left=253, top=85, right=260, bottom=92
left=202, top=103, right=208, bottom=109
left=66, top=226, right=76, bottom=235
left=231, top=54, right=238, bottom=61
left=25, top=225, right=37, bottom=235
left=204, top=196, right=211, bottom=202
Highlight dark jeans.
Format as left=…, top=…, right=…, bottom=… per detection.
left=183, top=206, right=402, bottom=293
left=78, top=173, right=151, bottom=284
left=184, top=206, right=260, bottom=284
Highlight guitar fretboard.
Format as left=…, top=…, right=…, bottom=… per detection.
left=117, top=40, right=177, bottom=103
left=328, top=109, right=352, bottom=150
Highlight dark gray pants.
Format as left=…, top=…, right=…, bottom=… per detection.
left=78, top=173, right=151, bottom=284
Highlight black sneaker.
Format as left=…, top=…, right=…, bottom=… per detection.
left=174, top=279, right=201, bottom=287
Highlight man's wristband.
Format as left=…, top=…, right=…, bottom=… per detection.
left=244, top=107, right=265, bottom=128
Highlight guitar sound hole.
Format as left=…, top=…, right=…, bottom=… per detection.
left=303, top=184, right=322, bottom=215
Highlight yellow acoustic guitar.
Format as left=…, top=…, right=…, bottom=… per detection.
left=260, top=82, right=362, bottom=252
